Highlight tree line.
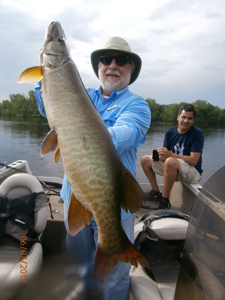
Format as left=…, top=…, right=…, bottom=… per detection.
left=0, top=92, right=225, bottom=124
left=145, top=98, right=225, bottom=125
left=0, top=91, right=40, bottom=118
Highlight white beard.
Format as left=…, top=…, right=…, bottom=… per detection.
left=98, top=69, right=131, bottom=96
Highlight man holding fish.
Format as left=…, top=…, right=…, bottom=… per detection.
left=31, top=25, right=150, bottom=300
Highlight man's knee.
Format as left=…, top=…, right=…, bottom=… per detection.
left=164, top=157, right=180, bottom=171
left=141, top=155, right=152, bottom=168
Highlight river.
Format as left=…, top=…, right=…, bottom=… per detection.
left=0, top=117, right=225, bottom=187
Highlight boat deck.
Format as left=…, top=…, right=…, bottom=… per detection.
left=2, top=160, right=211, bottom=300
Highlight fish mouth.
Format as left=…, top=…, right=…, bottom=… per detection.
left=46, top=21, right=66, bottom=41
left=42, top=21, right=71, bottom=64
left=44, top=52, right=61, bottom=57
left=43, top=52, right=65, bottom=61
left=44, top=22, right=67, bottom=54
left=40, top=50, right=61, bottom=65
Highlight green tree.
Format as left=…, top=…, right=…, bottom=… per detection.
left=193, top=100, right=225, bottom=124
left=145, top=98, right=165, bottom=121
left=0, top=100, right=13, bottom=117
left=27, top=91, right=40, bottom=116
left=1, top=92, right=224, bottom=124
left=10, top=94, right=29, bottom=116
left=144, top=99, right=225, bottom=125
left=0, top=91, right=41, bottom=117
left=162, top=103, right=180, bottom=122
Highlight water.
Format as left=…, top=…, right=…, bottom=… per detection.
left=0, top=117, right=64, bottom=178
left=0, top=117, right=225, bottom=186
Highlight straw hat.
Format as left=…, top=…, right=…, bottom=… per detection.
left=90, top=37, right=142, bottom=85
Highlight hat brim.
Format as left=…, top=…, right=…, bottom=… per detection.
left=90, top=48, right=142, bottom=85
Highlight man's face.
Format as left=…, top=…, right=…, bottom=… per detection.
left=98, top=50, right=135, bottom=96
left=177, top=110, right=194, bottom=133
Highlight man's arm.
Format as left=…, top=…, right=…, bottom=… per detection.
left=108, top=99, right=151, bottom=155
left=157, top=148, right=201, bottom=166
left=34, top=80, right=47, bottom=118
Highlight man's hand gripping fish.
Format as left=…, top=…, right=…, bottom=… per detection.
left=18, top=21, right=150, bottom=281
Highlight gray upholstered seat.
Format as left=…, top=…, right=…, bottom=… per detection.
left=0, top=173, right=48, bottom=299
left=130, top=211, right=189, bottom=300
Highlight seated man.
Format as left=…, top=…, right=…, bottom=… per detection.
left=141, top=103, right=204, bottom=209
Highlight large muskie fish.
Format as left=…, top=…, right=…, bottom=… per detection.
left=18, top=21, right=150, bottom=280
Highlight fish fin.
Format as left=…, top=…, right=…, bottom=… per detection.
left=54, top=148, right=61, bottom=164
left=94, top=239, right=150, bottom=283
left=121, top=167, right=145, bottom=213
left=17, top=66, right=44, bottom=83
left=40, top=129, right=58, bottom=157
left=67, top=192, right=93, bottom=236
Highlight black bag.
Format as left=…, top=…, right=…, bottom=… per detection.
left=0, top=193, right=38, bottom=242
left=134, top=210, right=190, bottom=273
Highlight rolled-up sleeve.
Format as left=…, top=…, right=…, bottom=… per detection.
left=34, top=80, right=47, bottom=118
left=108, top=99, right=151, bottom=156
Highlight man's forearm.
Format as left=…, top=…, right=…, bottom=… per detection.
left=169, top=152, right=200, bottom=166
left=34, top=81, right=47, bottom=118
left=158, top=147, right=200, bottom=166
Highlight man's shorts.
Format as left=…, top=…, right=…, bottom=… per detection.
left=149, top=157, right=202, bottom=184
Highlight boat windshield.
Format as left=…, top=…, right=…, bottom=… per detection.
left=174, top=166, right=225, bottom=300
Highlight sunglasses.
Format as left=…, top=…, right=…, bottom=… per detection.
left=99, top=54, right=131, bottom=66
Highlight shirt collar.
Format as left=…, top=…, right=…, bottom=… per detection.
left=96, top=86, right=129, bottom=101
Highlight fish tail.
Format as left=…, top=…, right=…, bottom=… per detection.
left=94, top=241, right=150, bottom=282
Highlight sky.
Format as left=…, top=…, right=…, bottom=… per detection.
left=0, top=0, right=224, bottom=108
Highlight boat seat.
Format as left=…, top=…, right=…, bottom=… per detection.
left=130, top=210, right=189, bottom=300
left=130, top=265, right=162, bottom=300
left=0, top=173, right=49, bottom=299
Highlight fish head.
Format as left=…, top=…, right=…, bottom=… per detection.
left=42, top=21, right=71, bottom=68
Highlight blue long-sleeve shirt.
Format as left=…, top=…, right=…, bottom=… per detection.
left=34, top=82, right=151, bottom=220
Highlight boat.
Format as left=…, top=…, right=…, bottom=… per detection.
left=0, top=160, right=224, bottom=300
